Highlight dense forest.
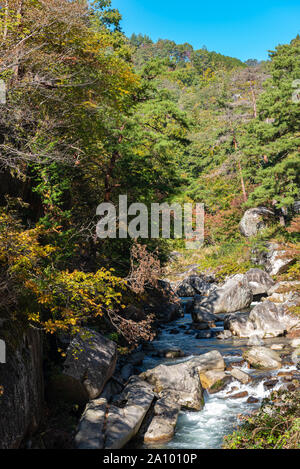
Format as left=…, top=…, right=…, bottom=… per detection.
left=0, top=0, right=299, bottom=451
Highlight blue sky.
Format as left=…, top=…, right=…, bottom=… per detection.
left=110, top=0, right=300, bottom=61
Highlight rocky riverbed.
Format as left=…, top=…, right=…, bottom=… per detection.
left=66, top=265, right=300, bottom=449
left=136, top=306, right=299, bottom=449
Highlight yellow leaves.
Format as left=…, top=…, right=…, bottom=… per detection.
left=81, top=100, right=99, bottom=109
left=69, top=318, right=77, bottom=326
left=0, top=211, right=126, bottom=340
left=57, top=348, right=66, bottom=358
left=20, top=261, right=125, bottom=337
left=28, top=312, right=40, bottom=323
left=38, top=293, right=53, bottom=305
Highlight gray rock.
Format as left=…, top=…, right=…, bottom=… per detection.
left=191, top=296, right=219, bottom=325
left=144, top=398, right=180, bottom=444
left=192, top=274, right=253, bottom=316
left=291, top=347, right=300, bottom=365
left=229, top=368, right=252, bottom=384
left=244, top=268, right=275, bottom=295
left=225, top=301, right=300, bottom=339
left=216, top=330, right=232, bottom=340
left=63, top=329, right=117, bottom=401
left=247, top=335, right=264, bottom=346
left=243, top=346, right=282, bottom=370
left=74, top=398, right=107, bottom=449
left=224, top=311, right=252, bottom=337
left=239, top=207, right=274, bottom=237
left=293, top=201, right=300, bottom=214
left=105, top=376, right=155, bottom=449
left=191, top=350, right=225, bottom=372
left=192, top=322, right=215, bottom=331
left=140, top=352, right=224, bottom=411
left=291, top=338, right=300, bottom=348
left=140, top=363, right=203, bottom=411
left=188, top=275, right=216, bottom=295
left=251, top=242, right=295, bottom=276
left=181, top=298, right=195, bottom=315
left=267, top=281, right=300, bottom=303
left=175, top=274, right=217, bottom=298
left=249, top=301, right=300, bottom=337
left=175, top=280, right=195, bottom=297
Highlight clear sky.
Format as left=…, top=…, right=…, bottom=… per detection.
left=110, top=0, right=300, bottom=61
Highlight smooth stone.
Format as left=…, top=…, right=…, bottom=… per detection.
left=229, top=368, right=252, bottom=384
left=105, top=377, right=155, bottom=449
left=74, top=398, right=107, bottom=449
left=243, top=346, right=282, bottom=370
left=63, top=329, right=117, bottom=402
left=144, top=398, right=180, bottom=444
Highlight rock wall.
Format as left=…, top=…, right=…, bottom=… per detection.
left=0, top=321, right=44, bottom=449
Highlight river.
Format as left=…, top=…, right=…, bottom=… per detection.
left=138, top=299, right=296, bottom=449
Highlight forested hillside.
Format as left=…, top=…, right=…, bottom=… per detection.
left=0, top=0, right=299, bottom=450
left=0, top=0, right=299, bottom=345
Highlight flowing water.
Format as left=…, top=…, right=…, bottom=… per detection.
left=139, top=299, right=296, bottom=449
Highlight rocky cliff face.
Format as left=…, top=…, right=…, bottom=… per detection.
left=0, top=321, right=44, bottom=449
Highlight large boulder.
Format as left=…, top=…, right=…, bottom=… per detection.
left=175, top=274, right=217, bottom=298
left=224, top=311, right=253, bottom=337
left=175, top=279, right=196, bottom=297
left=190, top=350, right=225, bottom=372
left=105, top=376, right=155, bottom=449
left=62, top=329, right=117, bottom=402
left=251, top=242, right=295, bottom=276
left=244, top=268, right=275, bottom=295
left=144, top=398, right=180, bottom=444
left=140, top=361, right=204, bottom=411
left=193, top=274, right=253, bottom=316
left=267, top=281, right=300, bottom=303
left=224, top=300, right=300, bottom=339
left=243, top=346, right=282, bottom=370
left=140, top=351, right=225, bottom=411
left=191, top=295, right=220, bottom=326
left=239, top=207, right=274, bottom=237
left=0, top=324, right=44, bottom=449
left=188, top=275, right=216, bottom=295
left=249, top=301, right=300, bottom=337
